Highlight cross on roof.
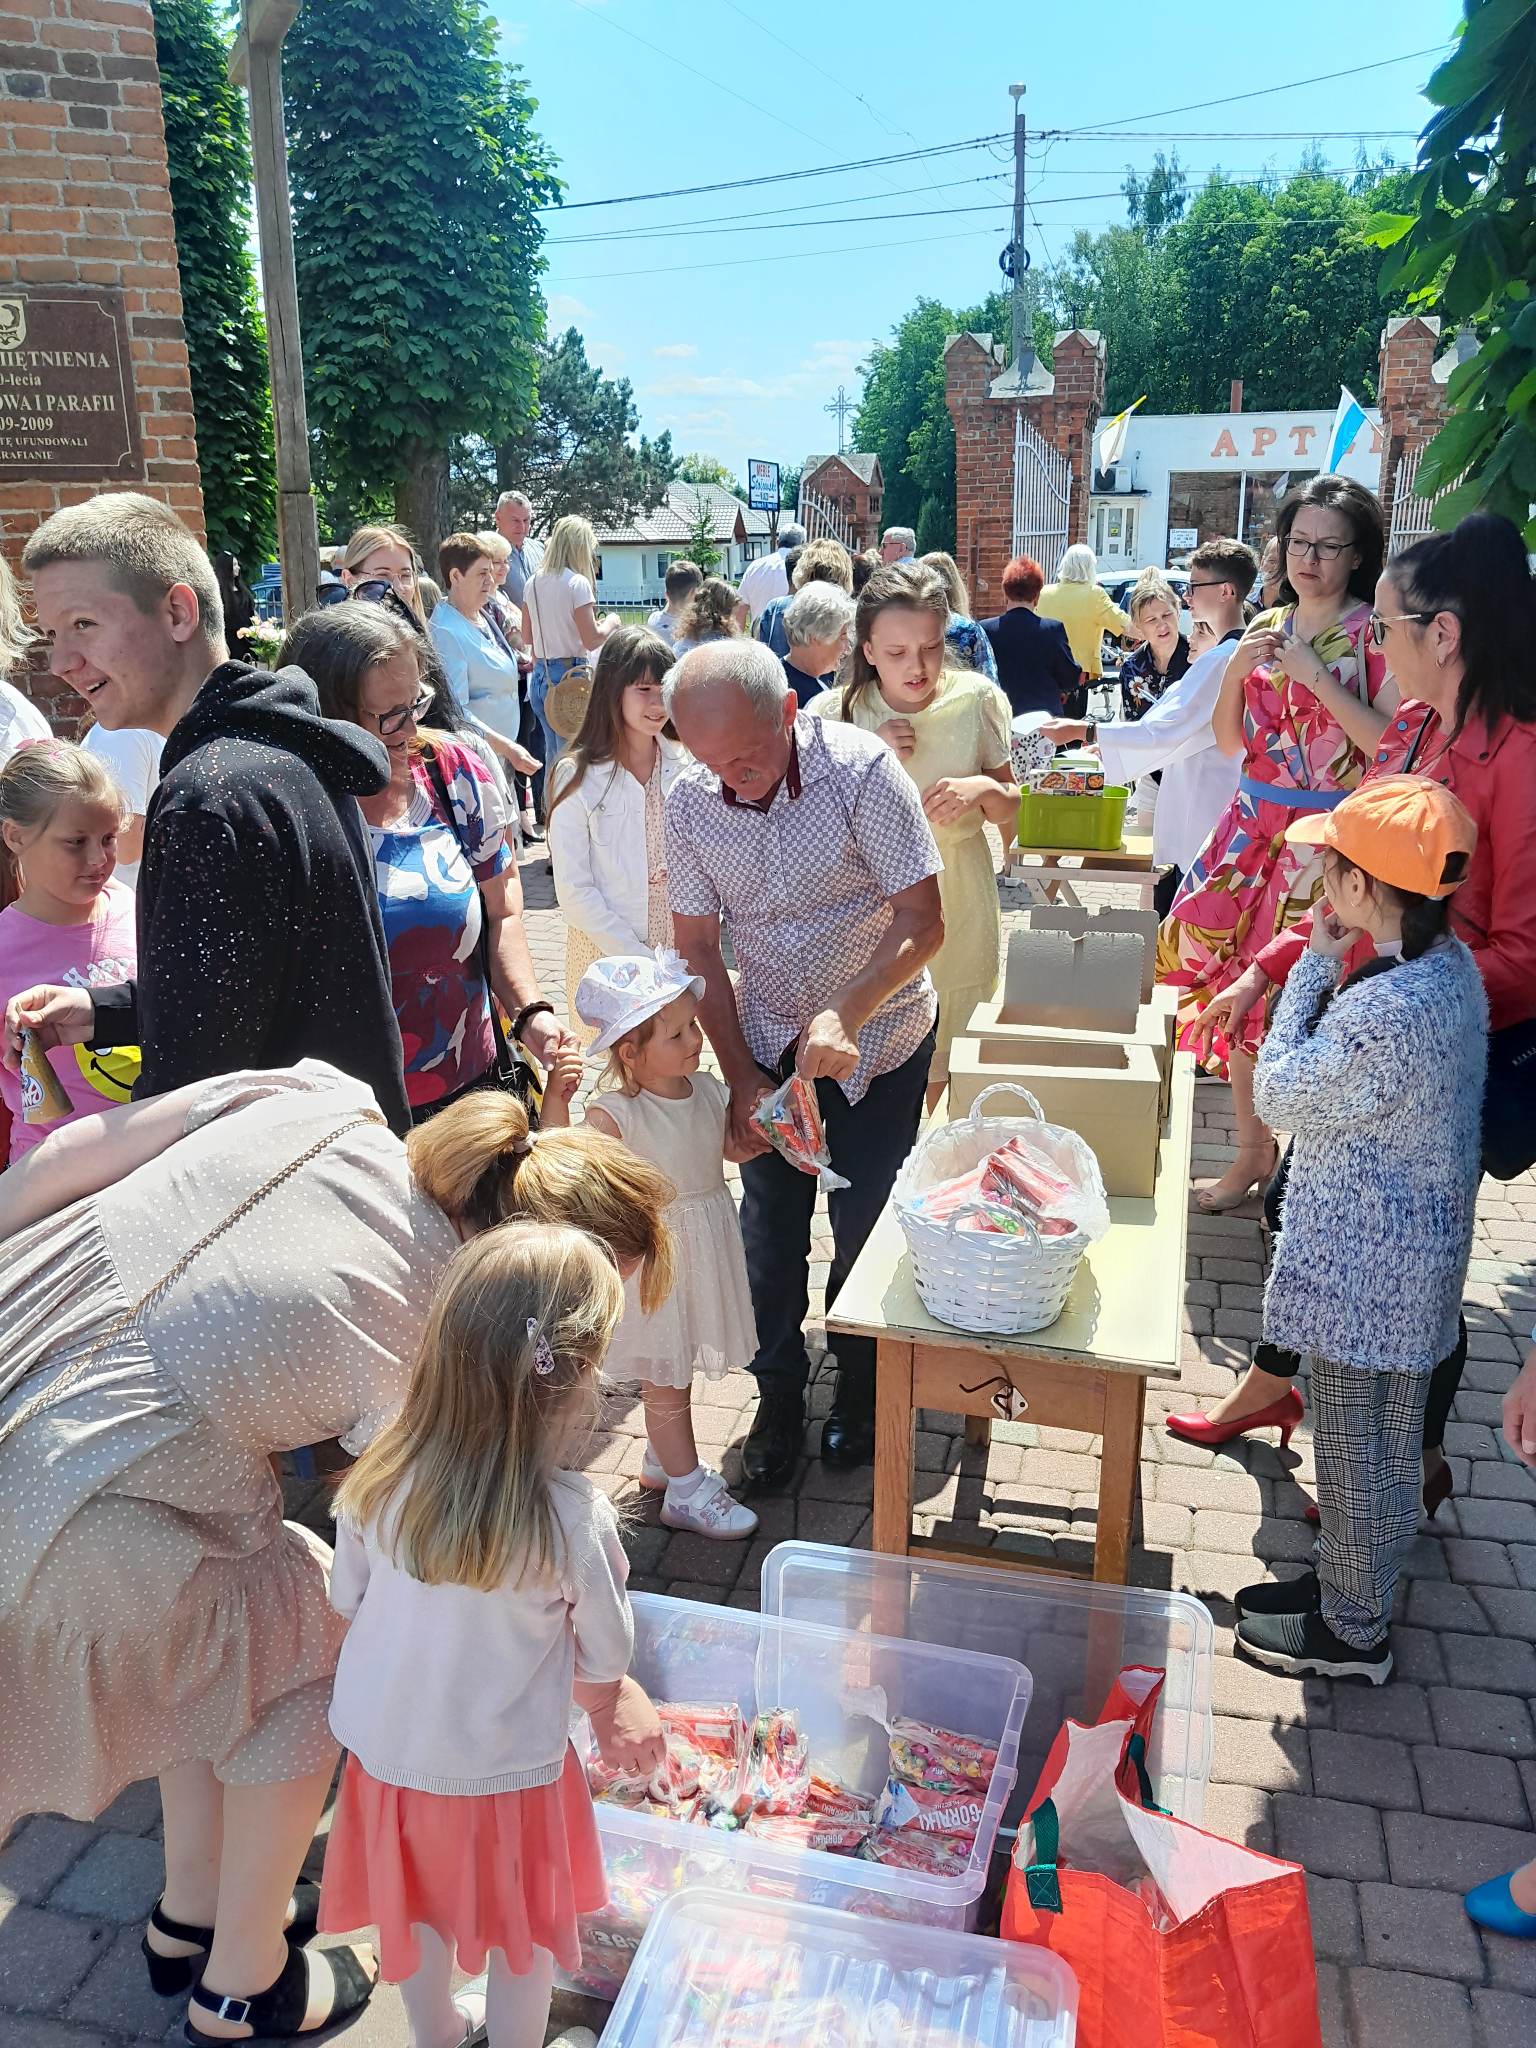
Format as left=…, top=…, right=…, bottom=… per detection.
left=823, top=384, right=854, bottom=454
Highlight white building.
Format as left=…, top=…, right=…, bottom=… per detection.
left=587, top=482, right=774, bottom=608
left=1088, top=407, right=1384, bottom=572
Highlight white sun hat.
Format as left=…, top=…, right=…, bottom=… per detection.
left=575, top=947, right=705, bottom=1056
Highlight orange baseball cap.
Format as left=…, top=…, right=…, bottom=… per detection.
left=1285, top=775, right=1476, bottom=899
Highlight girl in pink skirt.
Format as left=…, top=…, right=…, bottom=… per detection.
left=319, top=1222, right=666, bottom=2048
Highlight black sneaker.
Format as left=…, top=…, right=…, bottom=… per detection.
left=1235, top=1570, right=1320, bottom=1619
left=1236, top=1609, right=1392, bottom=1684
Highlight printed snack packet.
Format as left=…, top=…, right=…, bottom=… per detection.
left=856, top=1827, right=976, bottom=1878
left=743, top=1812, right=870, bottom=1855
left=874, top=1777, right=985, bottom=1842
left=887, top=1715, right=999, bottom=1794
left=743, top=1708, right=812, bottom=1817
left=20, top=1028, right=72, bottom=1126
left=752, top=1073, right=851, bottom=1192
left=805, top=1772, right=876, bottom=1824
left=983, top=1137, right=1079, bottom=1236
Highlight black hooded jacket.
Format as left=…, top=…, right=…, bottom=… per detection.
left=91, top=661, right=410, bottom=1134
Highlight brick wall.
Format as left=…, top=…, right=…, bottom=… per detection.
left=946, top=329, right=1105, bottom=612
left=800, top=455, right=883, bottom=552
left=0, top=0, right=204, bottom=723
left=1376, top=315, right=1446, bottom=542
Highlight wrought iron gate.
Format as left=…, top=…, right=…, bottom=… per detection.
left=1387, top=447, right=1441, bottom=556
left=796, top=485, right=856, bottom=551
left=1011, top=410, right=1072, bottom=567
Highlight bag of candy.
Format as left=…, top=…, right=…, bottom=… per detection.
left=744, top=1811, right=870, bottom=1855
left=805, top=1772, right=877, bottom=1824
left=887, top=1715, right=1000, bottom=1794
left=743, top=1708, right=812, bottom=1816
left=855, top=1828, right=976, bottom=1878
left=751, top=1073, right=850, bottom=1192
left=874, top=1777, right=986, bottom=1842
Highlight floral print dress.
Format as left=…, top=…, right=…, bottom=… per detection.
left=1157, top=602, right=1386, bottom=1075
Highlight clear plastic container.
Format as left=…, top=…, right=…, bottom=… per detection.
left=760, top=1543, right=1213, bottom=1825
left=565, top=1594, right=1031, bottom=2000
left=599, top=1888, right=1079, bottom=2047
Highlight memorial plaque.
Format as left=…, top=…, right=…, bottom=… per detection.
left=0, top=286, right=144, bottom=482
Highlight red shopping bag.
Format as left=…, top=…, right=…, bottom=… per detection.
left=1002, top=1706, right=1321, bottom=2048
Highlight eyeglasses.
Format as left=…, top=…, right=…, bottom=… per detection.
left=1368, top=610, right=1433, bottom=647
left=1184, top=579, right=1227, bottom=593
left=373, top=687, right=434, bottom=738
left=1285, top=536, right=1352, bottom=562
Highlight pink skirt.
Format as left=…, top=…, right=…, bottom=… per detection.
left=318, top=1746, right=608, bottom=1981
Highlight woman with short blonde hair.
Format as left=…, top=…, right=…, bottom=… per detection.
left=522, top=516, right=617, bottom=778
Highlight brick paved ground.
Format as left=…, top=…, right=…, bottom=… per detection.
left=4, top=840, right=1536, bottom=2048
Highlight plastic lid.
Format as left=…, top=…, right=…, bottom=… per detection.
left=760, top=1542, right=1214, bottom=1823
left=599, top=1888, right=1079, bottom=2047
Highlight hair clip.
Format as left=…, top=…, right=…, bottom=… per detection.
left=526, top=1316, right=556, bottom=1376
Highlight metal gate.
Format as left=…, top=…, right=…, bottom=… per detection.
left=797, top=484, right=856, bottom=551
left=1012, top=409, right=1072, bottom=567
left=1387, top=447, right=1443, bottom=556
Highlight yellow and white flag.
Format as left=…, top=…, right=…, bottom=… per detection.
left=1097, top=394, right=1147, bottom=471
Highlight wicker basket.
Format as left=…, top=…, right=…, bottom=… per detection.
left=892, top=1084, right=1110, bottom=1336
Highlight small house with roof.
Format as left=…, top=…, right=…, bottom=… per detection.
left=797, top=452, right=883, bottom=552
left=585, top=482, right=774, bottom=607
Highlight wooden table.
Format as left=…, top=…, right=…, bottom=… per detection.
left=1004, top=830, right=1157, bottom=909
left=827, top=1056, right=1193, bottom=1584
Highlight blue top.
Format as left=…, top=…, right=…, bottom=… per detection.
left=428, top=600, right=522, bottom=742
left=981, top=608, right=1079, bottom=718
left=945, top=612, right=999, bottom=684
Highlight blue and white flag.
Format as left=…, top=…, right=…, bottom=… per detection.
left=1323, top=388, right=1368, bottom=474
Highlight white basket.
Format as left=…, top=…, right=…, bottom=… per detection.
left=892, top=1084, right=1109, bottom=1336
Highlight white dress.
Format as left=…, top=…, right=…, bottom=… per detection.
left=592, top=1073, right=757, bottom=1388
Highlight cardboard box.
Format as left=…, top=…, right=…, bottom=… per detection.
left=997, top=927, right=1143, bottom=1036
left=947, top=1037, right=1164, bottom=1197
left=1024, top=904, right=1160, bottom=1004
left=965, top=991, right=1178, bottom=1121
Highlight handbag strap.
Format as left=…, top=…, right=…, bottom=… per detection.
left=419, top=743, right=515, bottom=1076
left=1401, top=705, right=1440, bottom=777
left=0, top=1109, right=386, bottom=1452
left=1023, top=1796, right=1064, bottom=1912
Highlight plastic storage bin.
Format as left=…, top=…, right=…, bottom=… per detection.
left=760, top=1543, right=1213, bottom=1825
left=599, top=1889, right=1079, bottom=2047
left=1016, top=785, right=1128, bottom=852
left=565, top=1593, right=1031, bottom=2000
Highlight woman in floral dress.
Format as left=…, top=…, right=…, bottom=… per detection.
left=1157, top=476, right=1394, bottom=1210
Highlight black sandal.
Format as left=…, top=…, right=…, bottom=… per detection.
left=184, top=1939, right=377, bottom=2044
left=141, top=1881, right=322, bottom=1996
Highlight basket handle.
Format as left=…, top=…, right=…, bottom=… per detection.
left=967, top=1082, right=1045, bottom=1124
left=943, top=1200, right=1042, bottom=1251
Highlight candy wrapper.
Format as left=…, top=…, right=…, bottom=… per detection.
left=752, top=1073, right=850, bottom=1193
left=589, top=1701, right=746, bottom=1816
left=743, top=1708, right=811, bottom=1817
left=743, top=1811, right=869, bottom=1855
left=19, top=1028, right=72, bottom=1126
left=855, top=1827, right=976, bottom=1878
left=887, top=1715, right=1000, bottom=1795
left=874, top=1777, right=984, bottom=1841
left=805, top=1772, right=876, bottom=1824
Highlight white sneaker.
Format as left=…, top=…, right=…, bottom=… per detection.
left=639, top=1445, right=667, bottom=1491
left=660, top=1466, right=758, bottom=1539
left=547, top=2031, right=598, bottom=2048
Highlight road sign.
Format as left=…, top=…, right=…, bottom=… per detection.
left=747, top=459, right=780, bottom=513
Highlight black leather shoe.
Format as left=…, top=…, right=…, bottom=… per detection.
left=741, top=1385, right=805, bottom=1491
left=820, top=1369, right=875, bottom=1468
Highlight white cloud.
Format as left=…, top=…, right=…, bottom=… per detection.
left=546, top=293, right=592, bottom=329
left=587, top=340, right=626, bottom=369
left=655, top=408, right=736, bottom=434
left=646, top=345, right=867, bottom=406
left=652, top=342, right=698, bottom=360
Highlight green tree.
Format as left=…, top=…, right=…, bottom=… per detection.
left=777, top=460, right=803, bottom=512
left=680, top=486, right=721, bottom=573
left=1368, top=0, right=1536, bottom=543
left=677, top=453, right=735, bottom=487
left=284, top=0, right=561, bottom=554
left=1123, top=149, right=1188, bottom=242
left=443, top=327, right=676, bottom=529
left=154, top=0, right=274, bottom=564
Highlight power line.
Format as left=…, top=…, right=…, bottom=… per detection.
left=538, top=133, right=1011, bottom=213
left=1042, top=44, right=1447, bottom=139
left=541, top=172, right=1008, bottom=246
left=548, top=224, right=1003, bottom=287
left=713, top=0, right=905, bottom=140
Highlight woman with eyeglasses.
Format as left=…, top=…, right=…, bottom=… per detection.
left=1157, top=473, right=1394, bottom=1213
left=339, top=524, right=424, bottom=619
left=1168, top=512, right=1536, bottom=1484
left=279, top=606, right=574, bottom=1122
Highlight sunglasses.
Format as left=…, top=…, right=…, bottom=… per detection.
left=350, top=582, right=426, bottom=636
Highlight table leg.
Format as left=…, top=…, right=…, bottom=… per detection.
left=873, top=1337, right=915, bottom=1557
left=1094, top=1373, right=1147, bottom=1584
left=963, top=1414, right=993, bottom=1451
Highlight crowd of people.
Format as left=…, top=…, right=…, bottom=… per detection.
left=3, top=471, right=1536, bottom=2046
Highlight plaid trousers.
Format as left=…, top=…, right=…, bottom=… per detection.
left=1309, top=1358, right=1432, bottom=1650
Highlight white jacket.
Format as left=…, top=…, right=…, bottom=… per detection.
left=548, top=738, right=691, bottom=953
left=1096, top=634, right=1241, bottom=875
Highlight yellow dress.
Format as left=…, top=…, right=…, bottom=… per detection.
left=810, top=672, right=1012, bottom=1079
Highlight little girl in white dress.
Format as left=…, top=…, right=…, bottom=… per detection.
left=543, top=949, right=759, bottom=1539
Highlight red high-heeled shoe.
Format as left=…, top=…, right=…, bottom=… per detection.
left=1165, top=1387, right=1304, bottom=1451
left=1300, top=1462, right=1454, bottom=1526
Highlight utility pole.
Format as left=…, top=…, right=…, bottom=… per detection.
left=994, top=83, right=1043, bottom=396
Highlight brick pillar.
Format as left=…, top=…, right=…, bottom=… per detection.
left=1376, top=315, right=1444, bottom=538
left=947, top=328, right=1106, bottom=611
left=0, top=0, right=205, bottom=726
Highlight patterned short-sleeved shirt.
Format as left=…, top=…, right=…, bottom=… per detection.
left=369, top=738, right=514, bottom=1108
left=664, top=713, right=941, bottom=1102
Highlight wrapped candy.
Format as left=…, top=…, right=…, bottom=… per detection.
left=751, top=1074, right=850, bottom=1192
left=855, top=1828, right=976, bottom=1878
left=588, top=1701, right=746, bottom=1815
left=875, top=1777, right=985, bottom=1841
left=983, top=1137, right=1078, bottom=1234
left=743, top=1708, right=811, bottom=1816
left=887, top=1715, right=999, bottom=1795
left=805, top=1772, right=876, bottom=1824
left=744, top=1811, right=869, bottom=1855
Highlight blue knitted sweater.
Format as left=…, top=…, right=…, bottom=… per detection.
left=1254, top=941, right=1487, bottom=1375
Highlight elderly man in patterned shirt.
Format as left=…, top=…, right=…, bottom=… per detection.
left=665, top=640, right=944, bottom=1490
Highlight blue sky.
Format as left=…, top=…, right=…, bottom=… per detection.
left=489, top=0, right=1455, bottom=486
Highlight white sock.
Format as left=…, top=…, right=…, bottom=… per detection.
left=663, top=1462, right=705, bottom=1497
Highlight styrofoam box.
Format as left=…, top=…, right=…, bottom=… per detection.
left=761, top=1544, right=1214, bottom=1826
left=599, top=1888, right=1079, bottom=2047
left=564, top=1594, right=1031, bottom=2000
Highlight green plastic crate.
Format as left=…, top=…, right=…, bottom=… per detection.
left=1016, top=783, right=1129, bottom=851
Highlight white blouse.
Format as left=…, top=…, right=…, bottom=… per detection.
left=548, top=738, right=690, bottom=953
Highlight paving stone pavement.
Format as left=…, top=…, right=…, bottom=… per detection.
left=5, top=840, right=1536, bottom=2047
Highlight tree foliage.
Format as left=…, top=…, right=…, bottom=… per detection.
left=445, top=327, right=676, bottom=530
left=1367, top=0, right=1536, bottom=544
left=284, top=0, right=561, bottom=554
left=154, top=0, right=274, bottom=564
left=677, top=452, right=735, bottom=488
left=680, top=487, right=722, bottom=574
